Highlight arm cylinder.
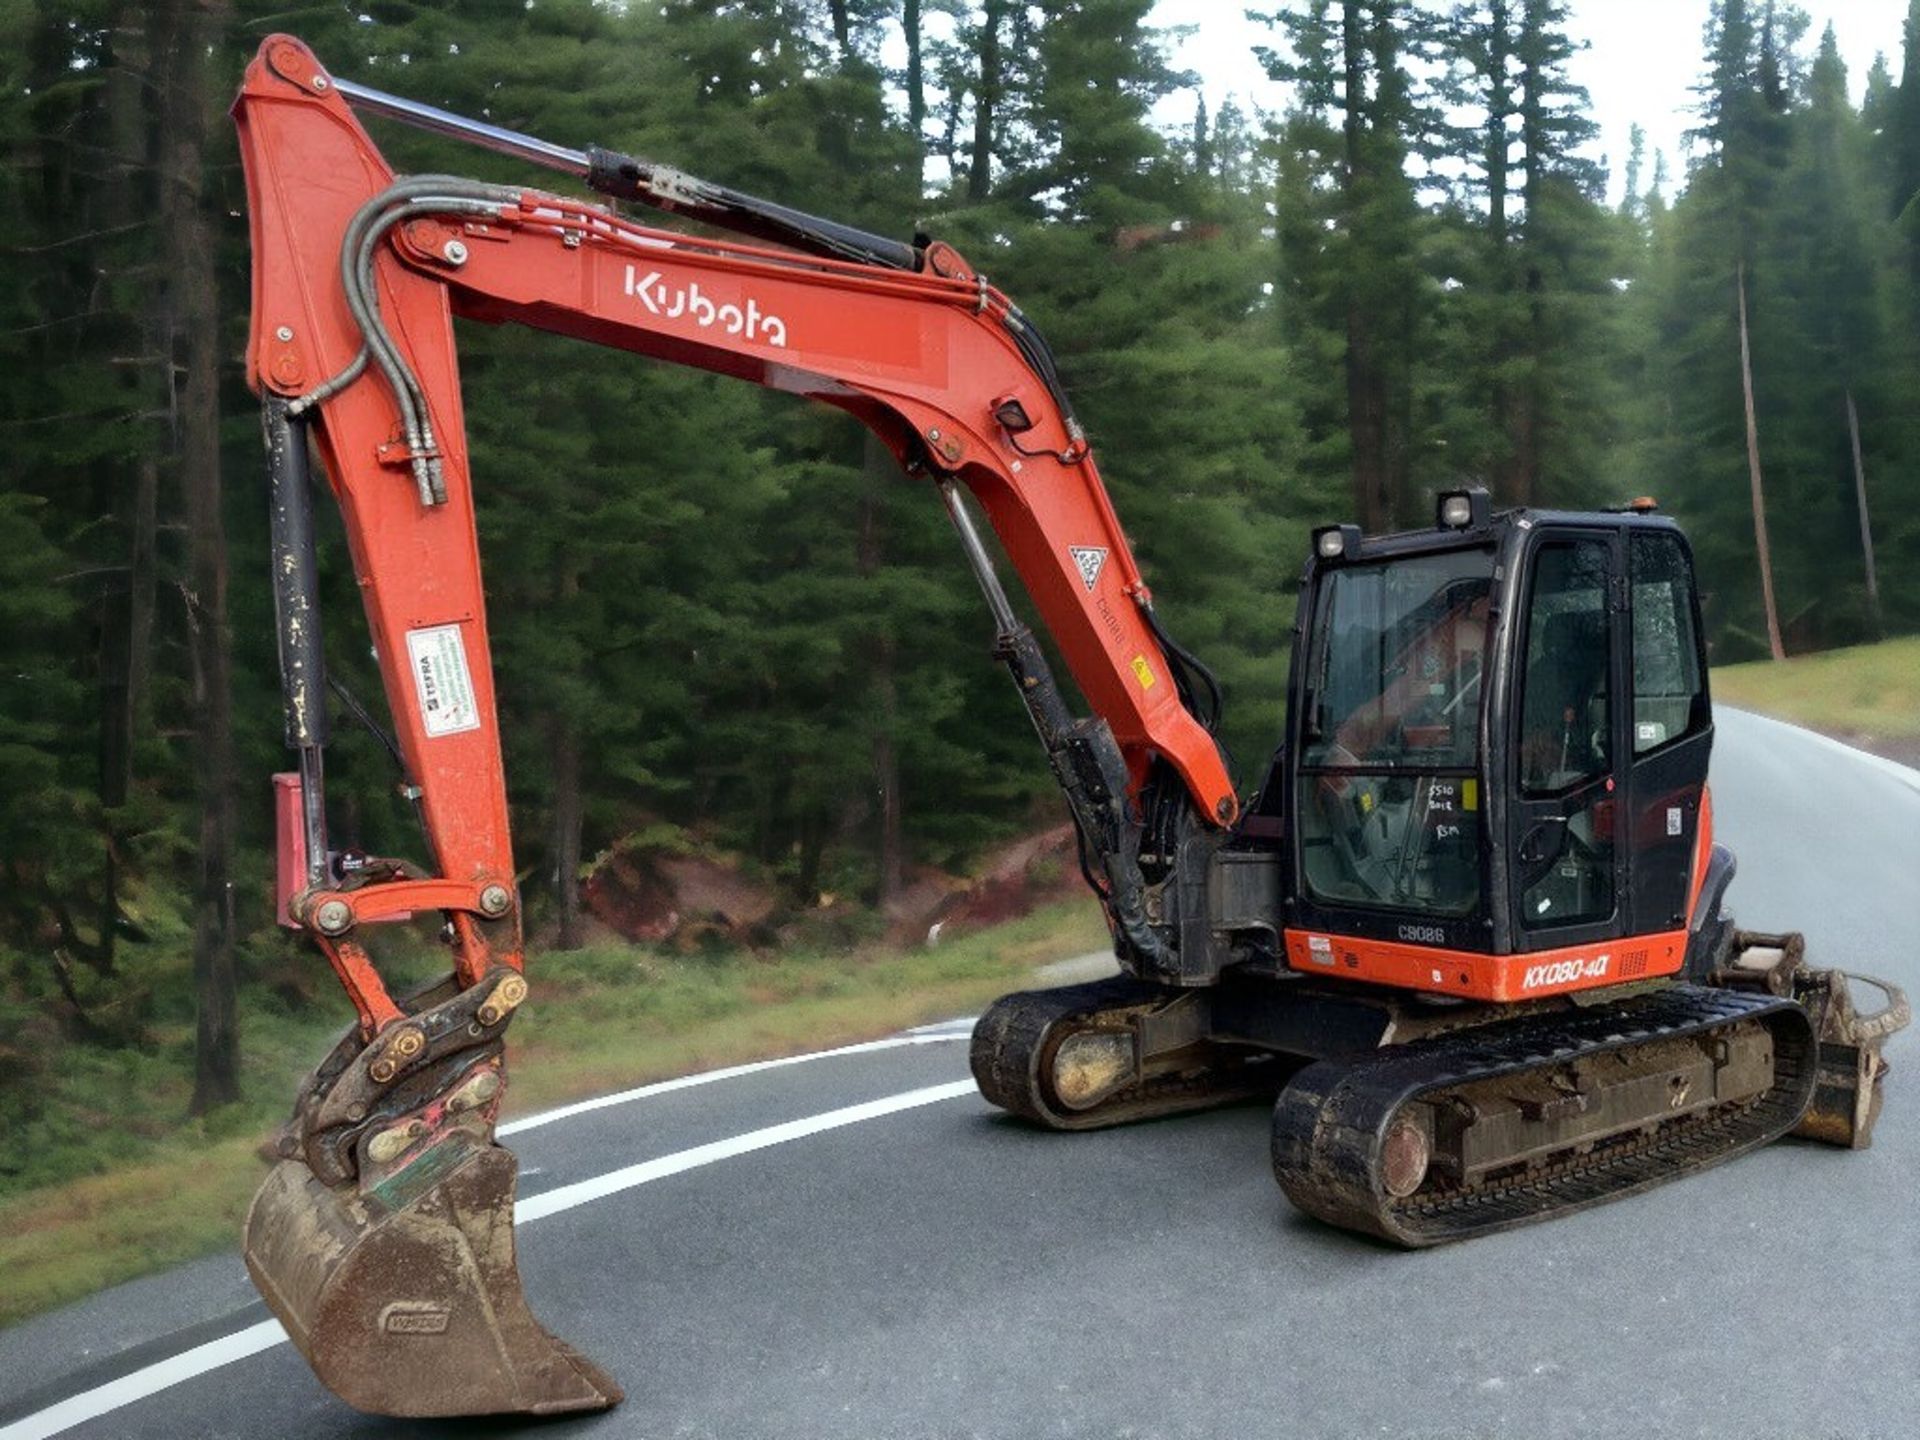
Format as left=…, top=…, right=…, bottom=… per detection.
left=325, top=73, right=918, bottom=271
left=264, top=399, right=330, bottom=885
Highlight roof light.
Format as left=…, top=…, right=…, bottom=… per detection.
left=1313, top=525, right=1362, bottom=561
left=1435, top=487, right=1491, bottom=530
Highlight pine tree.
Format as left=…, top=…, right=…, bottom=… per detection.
left=1764, top=26, right=1890, bottom=640
left=1261, top=1, right=1431, bottom=530
left=1655, top=0, right=1796, bottom=654
left=1890, top=1, right=1920, bottom=238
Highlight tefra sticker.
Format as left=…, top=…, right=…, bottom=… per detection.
left=407, top=624, right=482, bottom=738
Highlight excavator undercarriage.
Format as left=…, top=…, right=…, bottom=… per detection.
left=227, top=37, right=1909, bottom=1422
left=977, top=928, right=1903, bottom=1246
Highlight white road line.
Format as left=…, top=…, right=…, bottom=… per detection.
left=0, top=1323, right=288, bottom=1440
left=0, top=1079, right=979, bottom=1440
left=517, top=1080, right=977, bottom=1221
left=904, top=1015, right=979, bottom=1037
left=498, top=1029, right=971, bottom=1136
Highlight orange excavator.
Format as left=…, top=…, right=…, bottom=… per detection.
left=232, top=37, right=1907, bottom=1421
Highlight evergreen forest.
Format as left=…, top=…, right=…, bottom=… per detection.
left=3, top=0, right=1918, bottom=1115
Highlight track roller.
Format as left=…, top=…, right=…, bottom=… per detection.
left=972, top=976, right=1284, bottom=1130
left=1270, top=984, right=1817, bottom=1246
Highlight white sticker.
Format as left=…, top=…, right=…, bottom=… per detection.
left=1667, top=806, right=1683, bottom=837
left=1307, top=934, right=1334, bottom=966
left=407, top=624, right=482, bottom=738
left=1069, top=545, right=1108, bottom=591
left=1522, top=954, right=1611, bottom=990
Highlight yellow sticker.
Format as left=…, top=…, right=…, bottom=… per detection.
left=1462, top=779, right=1479, bottom=811
left=1130, top=654, right=1156, bottom=690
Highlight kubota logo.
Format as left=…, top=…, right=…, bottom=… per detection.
left=624, top=265, right=788, bottom=347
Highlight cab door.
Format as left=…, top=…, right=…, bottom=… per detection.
left=1506, top=531, right=1628, bottom=952
left=1620, top=529, right=1713, bottom=937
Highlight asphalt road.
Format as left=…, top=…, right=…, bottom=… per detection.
left=3, top=708, right=1916, bottom=1440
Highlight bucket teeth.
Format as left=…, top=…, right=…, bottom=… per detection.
left=244, top=1137, right=622, bottom=1417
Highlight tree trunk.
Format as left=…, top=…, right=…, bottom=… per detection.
left=549, top=559, right=585, bottom=948
left=156, top=0, right=240, bottom=1112
left=550, top=715, right=584, bottom=949
left=1736, top=261, right=1786, bottom=662
left=857, top=436, right=905, bottom=910
left=93, top=456, right=157, bottom=975
left=969, top=1, right=1004, bottom=201
left=904, top=0, right=926, bottom=188
left=1845, top=387, right=1880, bottom=634
left=1512, top=0, right=1546, bottom=506
left=1486, top=1, right=1511, bottom=248
left=1486, top=0, right=1515, bottom=499
left=90, top=13, right=160, bottom=976
left=1482, top=0, right=1512, bottom=503
left=1340, top=2, right=1388, bottom=531
left=828, top=0, right=852, bottom=57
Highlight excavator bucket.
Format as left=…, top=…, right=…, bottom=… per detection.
left=245, top=1135, right=621, bottom=1418
left=241, top=972, right=622, bottom=1419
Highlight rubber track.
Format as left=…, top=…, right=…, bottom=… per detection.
left=971, top=977, right=1277, bottom=1130
left=1270, top=984, right=1816, bottom=1246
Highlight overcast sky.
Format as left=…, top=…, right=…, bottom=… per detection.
left=1152, top=1, right=1911, bottom=202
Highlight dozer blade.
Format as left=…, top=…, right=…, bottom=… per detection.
left=1716, top=930, right=1910, bottom=1149
left=245, top=1134, right=621, bottom=1418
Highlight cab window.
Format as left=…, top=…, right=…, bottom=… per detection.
left=1300, top=549, right=1493, bottom=771
left=1517, top=541, right=1612, bottom=796
left=1630, top=533, right=1706, bottom=755
left=1516, top=539, right=1614, bottom=928
left=1295, top=549, right=1492, bottom=919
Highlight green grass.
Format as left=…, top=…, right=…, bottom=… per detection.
left=1712, top=635, right=1920, bottom=741
left=0, top=900, right=1107, bottom=1329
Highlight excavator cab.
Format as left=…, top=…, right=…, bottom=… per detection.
left=1271, top=491, right=1721, bottom=1000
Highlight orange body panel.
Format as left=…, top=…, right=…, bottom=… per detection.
left=1281, top=783, right=1716, bottom=1004
left=1687, top=785, right=1715, bottom=924
left=1281, top=926, right=1688, bottom=1003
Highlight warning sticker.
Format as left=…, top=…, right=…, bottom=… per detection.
left=407, top=624, right=481, bottom=738
left=1307, top=934, right=1334, bottom=966
left=1069, top=545, right=1108, bottom=591
left=1130, top=654, right=1157, bottom=690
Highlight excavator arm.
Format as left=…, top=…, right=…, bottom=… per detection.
left=231, top=36, right=1244, bottom=1417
